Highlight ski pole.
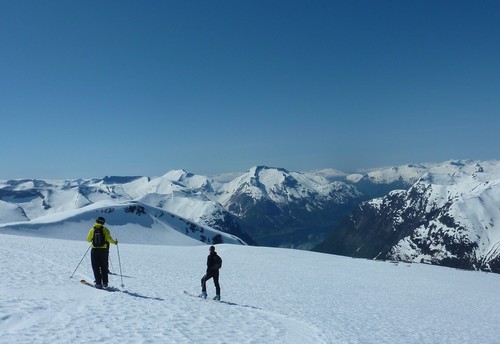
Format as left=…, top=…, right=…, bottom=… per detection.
left=70, top=243, right=92, bottom=279
left=116, top=243, right=125, bottom=287
left=109, top=256, right=115, bottom=274
left=109, top=249, right=115, bottom=273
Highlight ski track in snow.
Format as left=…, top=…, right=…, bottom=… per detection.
left=1, top=233, right=500, bottom=344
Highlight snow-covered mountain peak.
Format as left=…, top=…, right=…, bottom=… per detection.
left=345, top=160, right=500, bottom=186
left=157, top=169, right=215, bottom=194
left=218, top=166, right=324, bottom=205
left=162, top=169, right=190, bottom=180
left=218, top=166, right=277, bottom=194
left=213, top=165, right=362, bottom=239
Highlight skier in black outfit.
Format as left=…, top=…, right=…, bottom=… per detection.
left=200, top=245, right=222, bottom=300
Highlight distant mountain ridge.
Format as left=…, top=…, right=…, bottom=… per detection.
left=0, top=165, right=368, bottom=249
left=315, top=160, right=500, bottom=273
left=2, top=160, right=500, bottom=274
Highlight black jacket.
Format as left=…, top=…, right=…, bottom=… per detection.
left=206, top=252, right=222, bottom=272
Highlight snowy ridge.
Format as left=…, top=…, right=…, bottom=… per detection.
left=0, top=200, right=244, bottom=246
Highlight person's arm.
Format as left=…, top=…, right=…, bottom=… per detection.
left=104, top=227, right=118, bottom=245
left=87, top=228, right=93, bottom=243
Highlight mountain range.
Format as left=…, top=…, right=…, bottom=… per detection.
left=1, top=159, right=500, bottom=273
left=315, top=160, right=500, bottom=273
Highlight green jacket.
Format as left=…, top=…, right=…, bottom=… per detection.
left=87, top=223, right=117, bottom=248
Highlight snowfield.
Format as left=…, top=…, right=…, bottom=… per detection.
left=1, top=233, right=499, bottom=344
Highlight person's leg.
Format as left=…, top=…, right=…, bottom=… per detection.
left=201, top=272, right=213, bottom=292
left=213, top=271, right=220, bottom=296
left=102, top=251, right=110, bottom=286
left=95, top=249, right=107, bottom=286
left=91, top=249, right=102, bottom=285
left=200, top=271, right=214, bottom=297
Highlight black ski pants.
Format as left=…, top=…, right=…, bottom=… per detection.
left=91, top=248, right=109, bottom=286
left=201, top=270, right=220, bottom=295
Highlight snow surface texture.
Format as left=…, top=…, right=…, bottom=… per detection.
left=1, top=233, right=499, bottom=344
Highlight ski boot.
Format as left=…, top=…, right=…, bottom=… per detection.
left=199, top=291, right=207, bottom=299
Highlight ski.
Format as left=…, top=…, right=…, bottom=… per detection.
left=80, top=279, right=118, bottom=292
left=183, top=291, right=260, bottom=309
left=183, top=290, right=220, bottom=301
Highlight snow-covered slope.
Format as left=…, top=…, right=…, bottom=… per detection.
left=1, top=233, right=499, bottom=344
left=316, top=160, right=500, bottom=273
left=0, top=199, right=29, bottom=223
left=0, top=201, right=245, bottom=246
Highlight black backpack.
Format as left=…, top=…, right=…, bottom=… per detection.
left=92, top=226, right=106, bottom=247
left=215, top=255, right=222, bottom=269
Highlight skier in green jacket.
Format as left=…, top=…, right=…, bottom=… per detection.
left=87, top=216, right=117, bottom=289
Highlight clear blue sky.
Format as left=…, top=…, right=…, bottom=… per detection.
left=1, top=0, right=499, bottom=179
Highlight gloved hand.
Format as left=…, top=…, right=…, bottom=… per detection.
left=115, top=239, right=118, bottom=244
